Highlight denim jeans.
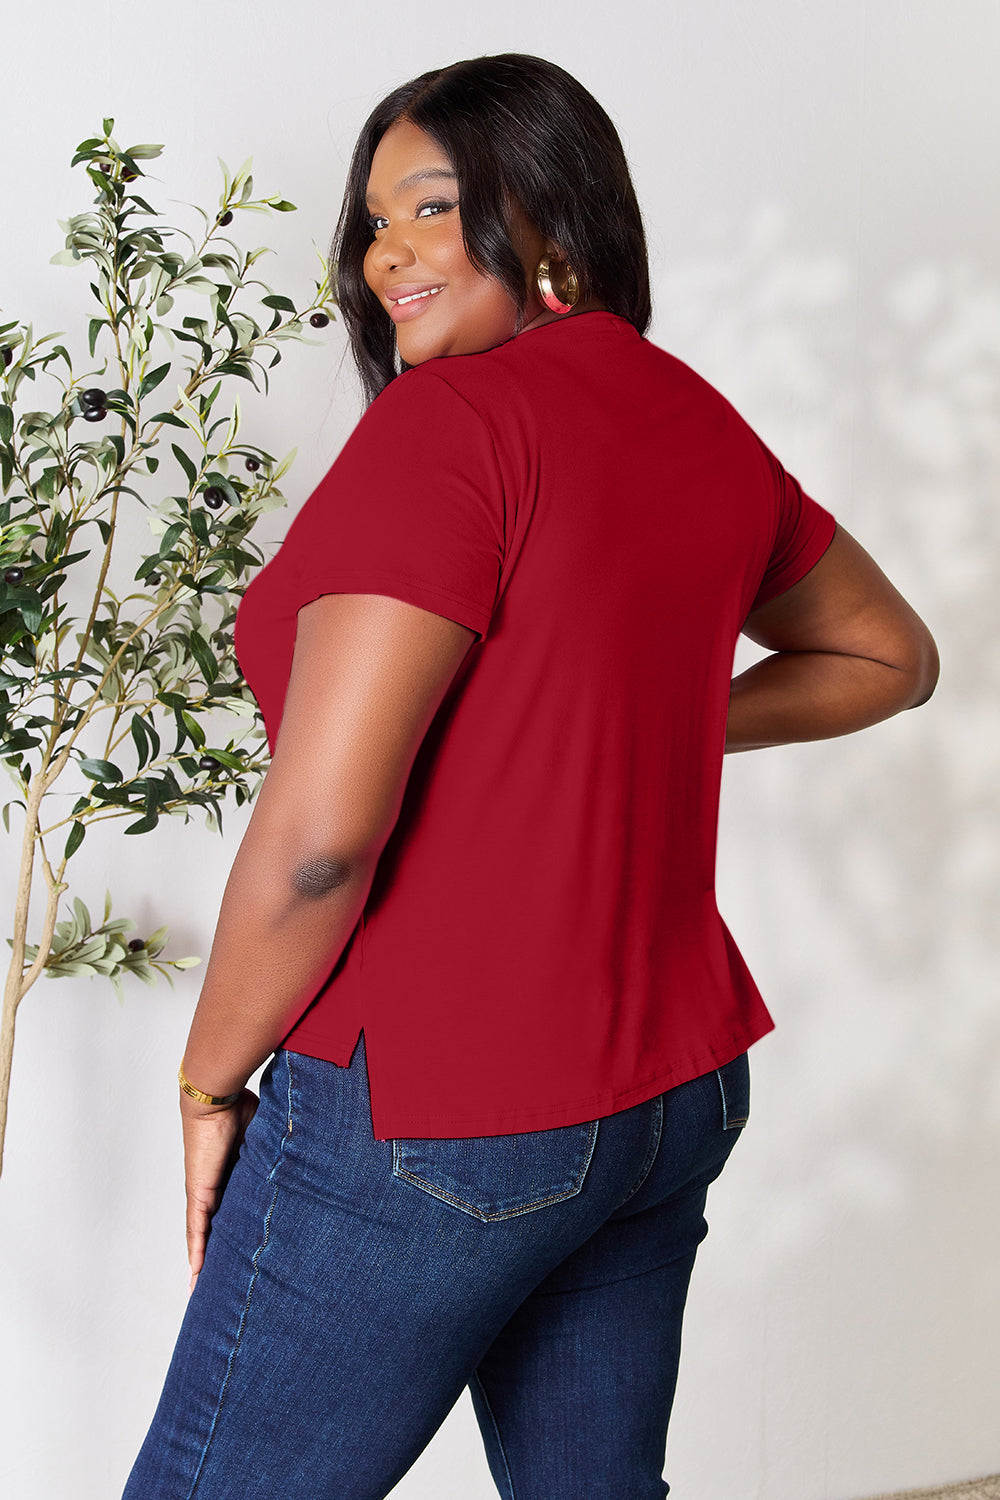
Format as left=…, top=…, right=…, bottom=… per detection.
left=122, top=1031, right=750, bottom=1500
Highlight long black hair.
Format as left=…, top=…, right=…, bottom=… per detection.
left=332, top=53, right=652, bottom=406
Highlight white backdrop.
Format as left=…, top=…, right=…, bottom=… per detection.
left=1, top=3, right=997, bottom=1497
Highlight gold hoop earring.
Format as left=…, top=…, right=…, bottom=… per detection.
left=535, top=255, right=581, bottom=315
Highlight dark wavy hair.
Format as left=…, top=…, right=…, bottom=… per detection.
left=332, top=53, right=652, bottom=406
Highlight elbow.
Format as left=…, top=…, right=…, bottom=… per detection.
left=291, top=855, right=357, bottom=900
left=288, top=843, right=384, bottom=901
left=904, top=626, right=941, bottom=710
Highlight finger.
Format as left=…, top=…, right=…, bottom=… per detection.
left=185, top=1197, right=211, bottom=1279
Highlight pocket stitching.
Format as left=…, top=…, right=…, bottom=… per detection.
left=391, top=1119, right=600, bottom=1221
left=716, top=1059, right=750, bottom=1131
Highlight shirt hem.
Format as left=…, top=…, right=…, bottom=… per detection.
left=366, top=1016, right=775, bottom=1140
left=293, top=569, right=492, bottom=639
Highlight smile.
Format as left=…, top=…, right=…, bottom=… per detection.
left=393, top=286, right=444, bottom=305
left=388, top=286, right=445, bottom=325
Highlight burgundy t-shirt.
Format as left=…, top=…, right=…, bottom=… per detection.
left=233, top=310, right=836, bottom=1139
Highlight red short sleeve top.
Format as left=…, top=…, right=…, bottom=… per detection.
left=234, top=311, right=836, bottom=1139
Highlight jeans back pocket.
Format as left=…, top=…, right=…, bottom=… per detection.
left=392, top=1118, right=600, bottom=1221
left=716, top=1052, right=751, bottom=1130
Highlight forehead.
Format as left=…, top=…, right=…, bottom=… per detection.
left=365, top=120, right=457, bottom=203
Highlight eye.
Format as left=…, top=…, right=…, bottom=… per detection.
left=416, top=199, right=457, bottom=218
left=365, top=200, right=457, bottom=235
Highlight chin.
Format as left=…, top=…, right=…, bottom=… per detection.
left=395, top=332, right=448, bottom=366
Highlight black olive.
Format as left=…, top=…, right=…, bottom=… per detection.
left=122, top=169, right=138, bottom=183
left=82, top=388, right=107, bottom=408
left=244, top=456, right=261, bottom=473
left=127, top=938, right=145, bottom=952
left=1, top=347, right=12, bottom=368
left=219, top=211, right=234, bottom=226
left=203, top=487, right=226, bottom=509
left=83, top=407, right=107, bottom=423
left=198, top=755, right=220, bottom=772
left=309, top=312, right=330, bottom=328
left=4, top=566, right=25, bottom=584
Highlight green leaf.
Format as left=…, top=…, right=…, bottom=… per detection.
left=190, top=506, right=210, bottom=546
left=79, top=757, right=123, bottom=783
left=260, top=294, right=296, bottom=313
left=130, top=713, right=151, bottom=771
left=102, top=117, right=115, bottom=136
left=36, top=467, right=60, bottom=502
left=198, top=746, right=245, bottom=771
left=189, top=630, right=216, bottom=687
left=172, top=956, right=202, bottom=969
left=214, top=362, right=257, bottom=385
left=0, top=406, right=12, bottom=444
left=200, top=379, right=223, bottom=418
left=138, top=362, right=171, bottom=400
left=124, top=811, right=159, bottom=835
left=181, top=708, right=207, bottom=747
left=269, top=199, right=297, bottom=213
left=123, top=143, right=163, bottom=160
left=157, top=520, right=186, bottom=559
left=171, top=443, right=198, bottom=488
left=88, top=318, right=106, bottom=357
left=145, top=455, right=159, bottom=474
left=20, top=594, right=44, bottom=636
left=64, top=820, right=86, bottom=859
left=2, top=799, right=25, bottom=832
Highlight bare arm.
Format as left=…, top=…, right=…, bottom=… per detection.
left=725, top=524, right=939, bottom=752
left=178, top=592, right=475, bottom=1281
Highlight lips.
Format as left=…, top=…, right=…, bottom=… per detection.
left=386, top=283, right=445, bottom=326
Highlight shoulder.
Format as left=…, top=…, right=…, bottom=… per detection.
left=360, top=361, right=493, bottom=432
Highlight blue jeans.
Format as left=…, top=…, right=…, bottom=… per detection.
left=123, top=1032, right=750, bottom=1499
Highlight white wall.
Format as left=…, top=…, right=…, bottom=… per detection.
left=1, top=3, right=997, bottom=1496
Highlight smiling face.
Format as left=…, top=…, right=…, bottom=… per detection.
left=362, top=118, right=572, bottom=364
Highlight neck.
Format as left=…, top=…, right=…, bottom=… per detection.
left=519, top=297, right=609, bottom=335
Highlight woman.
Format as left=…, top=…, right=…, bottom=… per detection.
left=123, top=52, right=938, bottom=1500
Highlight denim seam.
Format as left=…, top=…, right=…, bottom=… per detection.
left=619, top=1094, right=663, bottom=1205
left=187, top=1055, right=295, bottom=1498
left=471, top=1368, right=517, bottom=1500
left=391, top=1119, right=599, bottom=1221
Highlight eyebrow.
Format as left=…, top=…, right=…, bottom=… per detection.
left=364, top=167, right=458, bottom=207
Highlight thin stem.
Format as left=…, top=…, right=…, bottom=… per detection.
left=0, top=775, right=64, bottom=1177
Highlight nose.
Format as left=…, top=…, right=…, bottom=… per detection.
left=368, top=219, right=416, bottom=276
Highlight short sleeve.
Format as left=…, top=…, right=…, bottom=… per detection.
left=279, top=368, right=505, bottom=641
left=748, top=436, right=837, bottom=611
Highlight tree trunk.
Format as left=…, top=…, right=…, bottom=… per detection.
left=0, top=976, right=21, bottom=1178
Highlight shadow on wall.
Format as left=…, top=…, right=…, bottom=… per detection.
left=654, top=202, right=1000, bottom=1498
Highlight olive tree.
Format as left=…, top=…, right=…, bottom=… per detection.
left=0, top=121, right=336, bottom=1174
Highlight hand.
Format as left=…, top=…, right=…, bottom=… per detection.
left=180, top=1087, right=259, bottom=1293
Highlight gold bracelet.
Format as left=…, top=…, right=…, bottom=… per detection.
left=178, top=1063, right=243, bottom=1108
